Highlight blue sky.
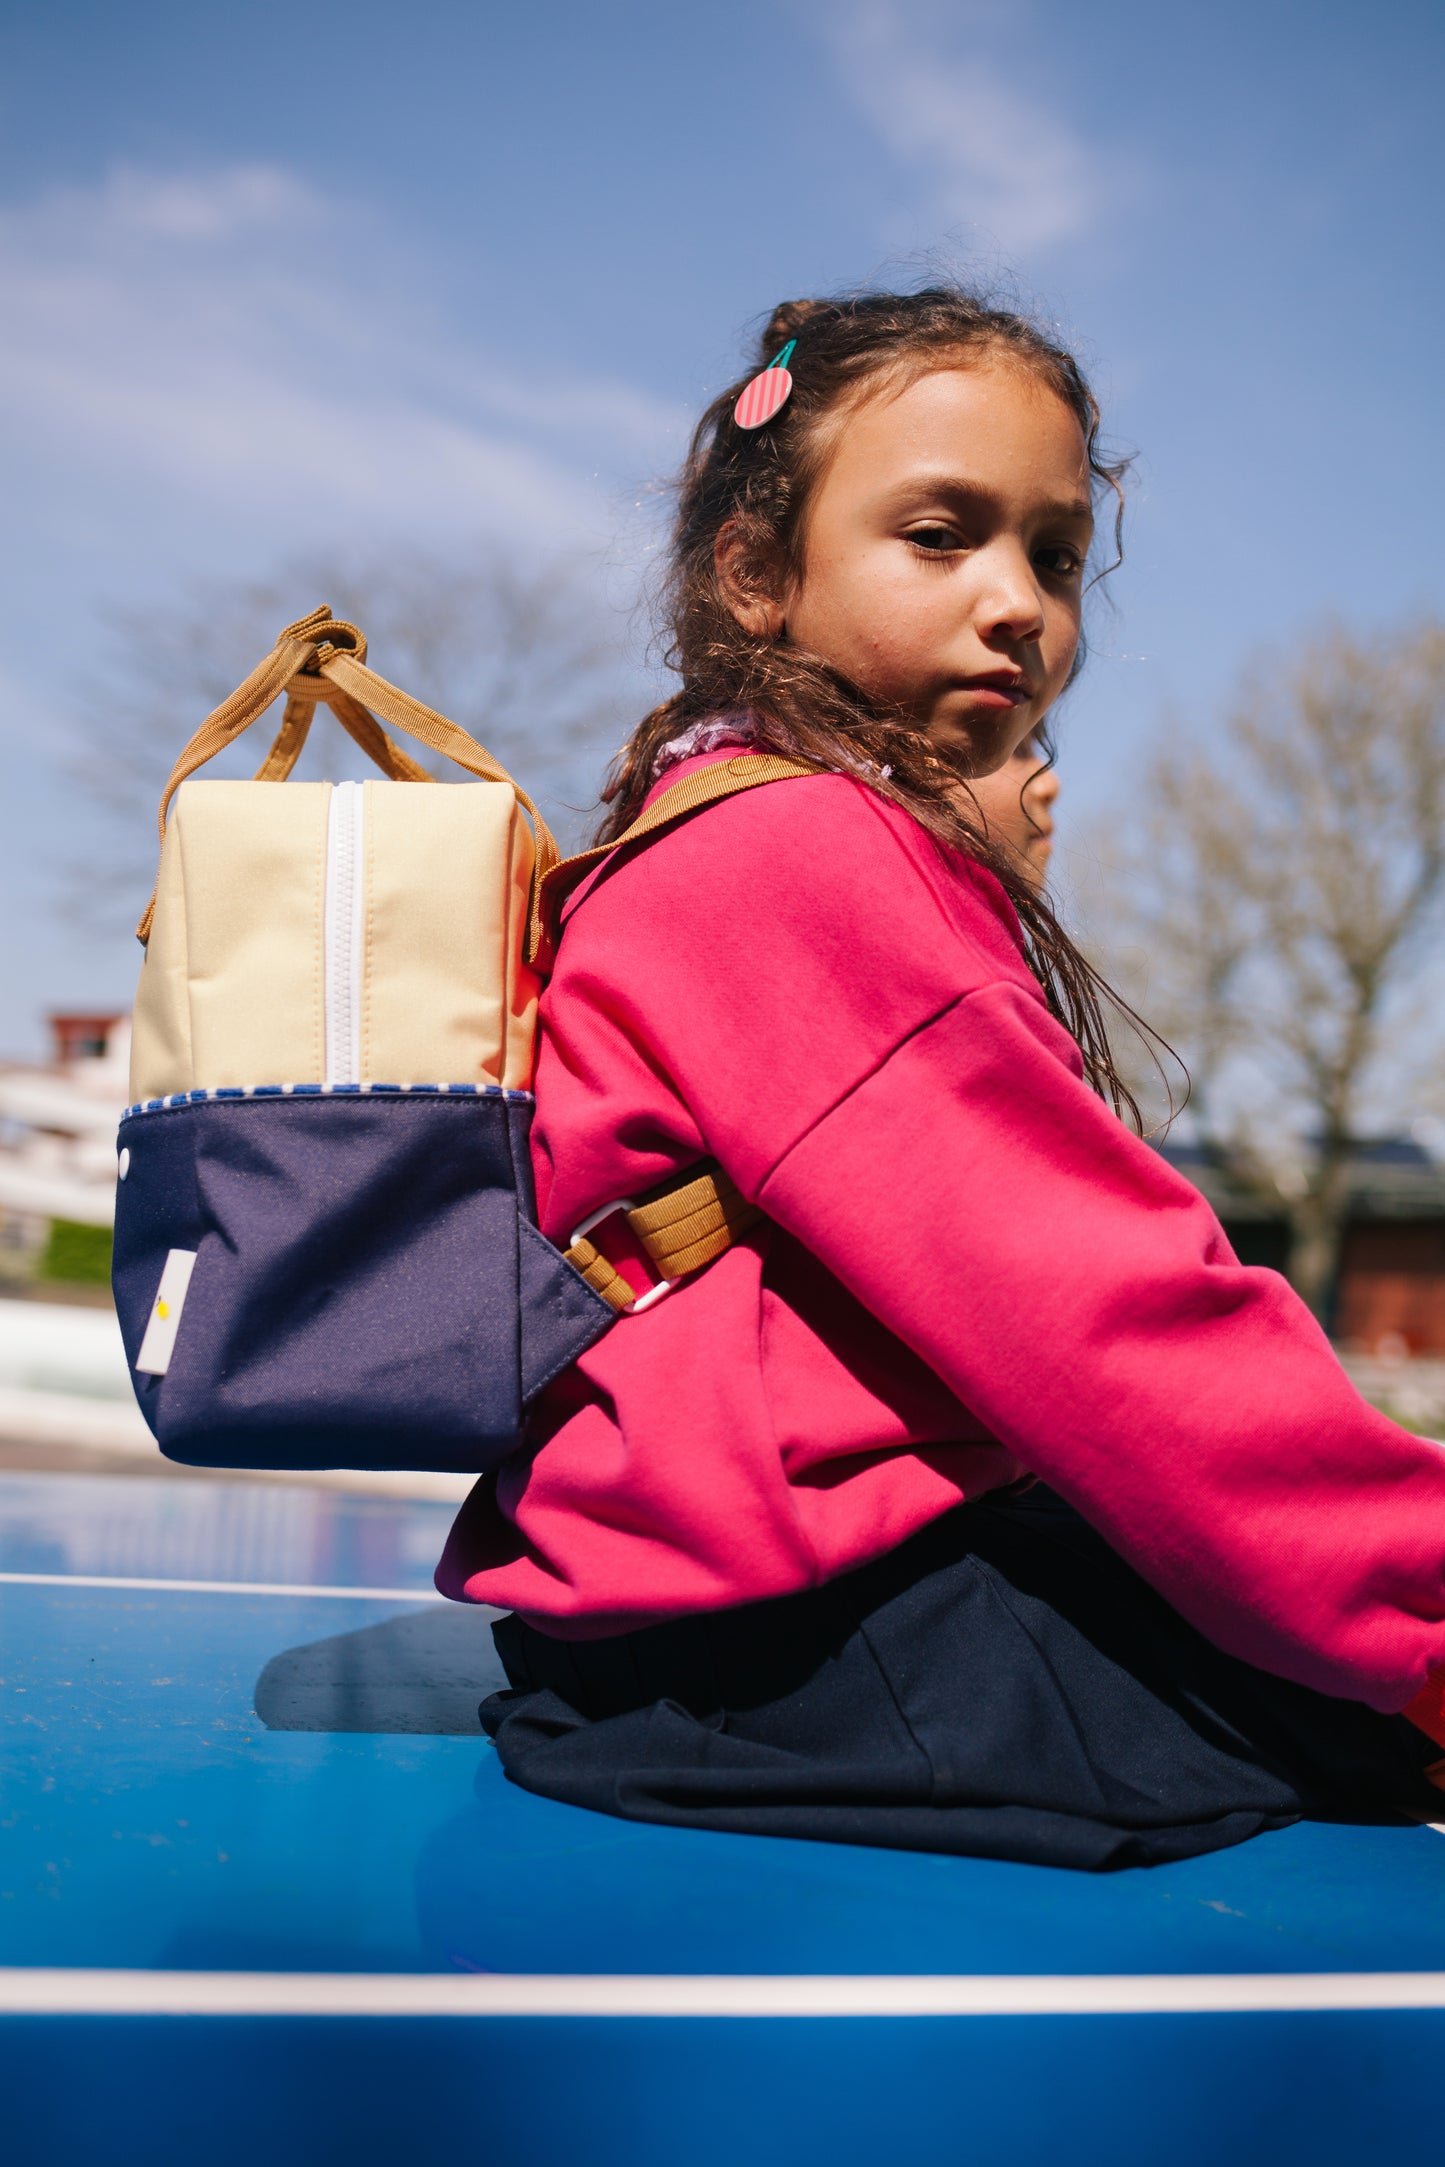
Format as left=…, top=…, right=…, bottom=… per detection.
left=0, top=0, right=1441, bottom=1053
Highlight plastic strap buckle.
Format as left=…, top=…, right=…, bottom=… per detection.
left=568, top=1199, right=678, bottom=1314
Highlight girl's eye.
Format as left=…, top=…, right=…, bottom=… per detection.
left=907, top=525, right=961, bottom=555
left=1035, top=544, right=1083, bottom=578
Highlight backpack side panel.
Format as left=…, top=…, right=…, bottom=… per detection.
left=130, top=813, right=194, bottom=1104
left=361, top=780, right=540, bottom=1092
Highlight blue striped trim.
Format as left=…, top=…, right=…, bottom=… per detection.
left=123, top=1082, right=533, bottom=1118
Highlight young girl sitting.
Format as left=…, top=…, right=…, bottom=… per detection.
left=438, top=286, right=1445, bottom=1870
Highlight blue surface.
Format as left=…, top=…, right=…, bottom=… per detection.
left=6, top=1468, right=1445, bottom=2164
left=7, top=2012, right=1444, bottom=2167
left=9, top=1569, right=1445, bottom=1978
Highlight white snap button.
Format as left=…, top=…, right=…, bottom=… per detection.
left=117, top=1147, right=130, bottom=1181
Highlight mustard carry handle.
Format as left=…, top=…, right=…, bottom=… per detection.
left=137, top=606, right=560, bottom=945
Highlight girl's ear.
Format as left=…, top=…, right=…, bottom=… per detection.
left=715, top=521, right=787, bottom=639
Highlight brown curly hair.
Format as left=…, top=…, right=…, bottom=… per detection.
left=597, top=285, right=1144, bottom=1118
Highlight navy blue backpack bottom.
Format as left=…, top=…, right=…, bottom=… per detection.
left=483, top=1485, right=1442, bottom=1871
left=112, top=1089, right=613, bottom=1474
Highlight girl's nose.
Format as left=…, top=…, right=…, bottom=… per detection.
left=973, top=544, right=1046, bottom=646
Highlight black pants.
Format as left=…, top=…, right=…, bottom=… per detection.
left=481, top=1487, right=1440, bottom=1871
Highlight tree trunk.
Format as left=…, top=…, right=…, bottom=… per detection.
left=1286, top=1180, right=1349, bottom=1325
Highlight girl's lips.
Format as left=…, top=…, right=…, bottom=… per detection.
left=959, top=680, right=1031, bottom=710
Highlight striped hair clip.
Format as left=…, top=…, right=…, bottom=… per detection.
left=733, top=340, right=796, bottom=430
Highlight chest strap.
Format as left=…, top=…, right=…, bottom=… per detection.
left=563, top=1160, right=763, bottom=1314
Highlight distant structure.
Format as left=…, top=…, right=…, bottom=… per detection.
left=0, top=1014, right=127, bottom=1290
left=1161, top=1138, right=1445, bottom=1355
left=49, top=1011, right=128, bottom=1065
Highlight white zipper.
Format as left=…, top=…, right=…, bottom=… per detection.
left=323, top=780, right=365, bottom=1086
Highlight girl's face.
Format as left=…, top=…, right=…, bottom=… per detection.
left=772, top=361, right=1092, bottom=774
left=966, top=739, right=1060, bottom=889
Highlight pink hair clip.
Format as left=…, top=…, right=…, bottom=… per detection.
left=733, top=340, right=796, bottom=430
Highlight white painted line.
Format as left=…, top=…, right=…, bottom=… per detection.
left=8, top=1969, right=1445, bottom=2019
left=0, top=1570, right=445, bottom=1602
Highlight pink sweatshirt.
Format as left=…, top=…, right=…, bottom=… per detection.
left=437, top=764, right=1445, bottom=1712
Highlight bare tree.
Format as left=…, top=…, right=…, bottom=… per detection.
left=1084, top=620, right=1445, bottom=1317
left=69, top=544, right=640, bottom=917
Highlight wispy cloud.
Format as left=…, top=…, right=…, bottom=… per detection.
left=0, top=163, right=688, bottom=560
left=0, top=162, right=690, bottom=1039
left=815, top=2, right=1127, bottom=257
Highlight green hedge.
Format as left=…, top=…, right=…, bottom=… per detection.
left=41, top=1218, right=114, bottom=1287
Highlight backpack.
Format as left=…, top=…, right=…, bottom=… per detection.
left=112, top=607, right=811, bottom=1473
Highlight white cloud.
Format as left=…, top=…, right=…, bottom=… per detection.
left=817, top=2, right=1125, bottom=257
left=0, top=163, right=688, bottom=559
left=0, top=163, right=692, bottom=1049
left=73, top=163, right=317, bottom=241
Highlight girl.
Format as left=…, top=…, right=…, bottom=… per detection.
left=966, top=734, right=1059, bottom=890
left=438, top=287, right=1445, bottom=1870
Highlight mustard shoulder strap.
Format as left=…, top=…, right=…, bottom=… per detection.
left=531, top=751, right=817, bottom=971
left=542, top=752, right=817, bottom=1311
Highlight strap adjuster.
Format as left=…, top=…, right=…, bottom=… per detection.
left=567, top=1199, right=677, bottom=1314
left=564, top=1160, right=764, bottom=1317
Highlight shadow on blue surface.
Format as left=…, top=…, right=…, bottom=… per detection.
left=416, top=1771, right=1445, bottom=1978
left=255, top=1605, right=506, bottom=1734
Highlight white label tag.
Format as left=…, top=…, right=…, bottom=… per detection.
left=134, top=1249, right=197, bottom=1377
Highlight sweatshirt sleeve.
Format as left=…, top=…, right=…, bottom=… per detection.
left=751, top=981, right=1445, bottom=1711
